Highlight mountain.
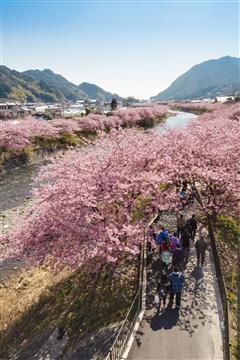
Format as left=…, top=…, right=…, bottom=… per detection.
left=0, top=66, right=65, bottom=103
left=0, top=66, right=122, bottom=103
left=23, top=69, right=87, bottom=101
left=151, top=56, right=240, bottom=100
left=78, top=82, right=122, bottom=102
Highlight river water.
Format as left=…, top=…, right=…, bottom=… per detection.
left=154, top=110, right=197, bottom=134
left=0, top=111, right=196, bottom=212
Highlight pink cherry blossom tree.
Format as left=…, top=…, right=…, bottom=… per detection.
left=0, top=105, right=168, bottom=154
left=1, top=103, right=239, bottom=271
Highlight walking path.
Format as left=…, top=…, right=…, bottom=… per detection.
left=127, top=213, right=224, bottom=360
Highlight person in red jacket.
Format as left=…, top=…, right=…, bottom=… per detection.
left=160, top=238, right=174, bottom=252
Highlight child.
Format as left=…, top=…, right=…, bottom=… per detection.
left=156, top=274, right=170, bottom=313
left=161, top=244, right=173, bottom=272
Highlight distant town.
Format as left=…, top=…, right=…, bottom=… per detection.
left=0, top=95, right=236, bottom=120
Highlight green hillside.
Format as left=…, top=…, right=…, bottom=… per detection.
left=78, top=82, right=122, bottom=102
left=152, top=56, right=240, bottom=100
left=0, top=66, right=64, bottom=102
left=23, top=69, right=87, bottom=101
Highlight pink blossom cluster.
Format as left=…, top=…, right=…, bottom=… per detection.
left=51, top=118, right=82, bottom=134
left=0, top=105, right=167, bottom=153
left=0, top=123, right=31, bottom=152
left=76, top=105, right=168, bottom=132
left=113, top=105, right=168, bottom=126
left=2, top=103, right=239, bottom=270
left=0, top=117, right=60, bottom=153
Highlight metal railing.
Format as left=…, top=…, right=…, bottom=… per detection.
left=105, top=231, right=147, bottom=360
left=208, top=217, right=232, bottom=360
left=105, top=285, right=143, bottom=360
left=105, top=215, right=159, bottom=360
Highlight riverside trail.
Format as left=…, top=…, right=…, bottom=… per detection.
left=127, top=210, right=224, bottom=360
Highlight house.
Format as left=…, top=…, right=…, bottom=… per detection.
left=35, top=103, right=62, bottom=113
left=19, top=106, right=32, bottom=116
left=69, top=104, right=85, bottom=111
left=215, top=96, right=235, bottom=103
left=202, top=98, right=214, bottom=103
left=62, top=106, right=86, bottom=117
left=76, top=100, right=85, bottom=105
left=0, top=101, right=21, bottom=119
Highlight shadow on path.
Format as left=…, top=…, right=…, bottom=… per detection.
left=150, top=308, right=180, bottom=331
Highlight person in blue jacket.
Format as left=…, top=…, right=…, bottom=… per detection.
left=156, top=226, right=169, bottom=244
left=169, top=266, right=185, bottom=308
left=156, top=226, right=169, bottom=255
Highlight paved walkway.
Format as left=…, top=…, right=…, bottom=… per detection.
left=128, top=224, right=224, bottom=360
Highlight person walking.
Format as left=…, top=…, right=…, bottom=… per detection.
left=176, top=214, right=185, bottom=238
left=172, top=243, right=184, bottom=271
left=161, top=246, right=173, bottom=272
left=170, top=232, right=181, bottom=250
left=156, top=227, right=169, bottom=255
left=169, top=267, right=185, bottom=309
left=156, top=227, right=169, bottom=243
left=147, top=225, right=156, bottom=255
left=186, top=214, right=198, bottom=240
left=160, top=238, right=174, bottom=252
left=195, top=235, right=208, bottom=266
left=156, top=273, right=170, bottom=313
left=181, top=227, right=191, bottom=264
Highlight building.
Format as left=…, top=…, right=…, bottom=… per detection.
left=62, top=105, right=86, bottom=117
left=215, top=96, right=235, bottom=103
left=0, top=101, right=21, bottom=119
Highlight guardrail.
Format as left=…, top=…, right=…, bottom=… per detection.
left=105, top=285, right=143, bottom=360
left=105, top=243, right=145, bottom=360
left=105, top=215, right=160, bottom=360
left=208, top=217, right=232, bottom=360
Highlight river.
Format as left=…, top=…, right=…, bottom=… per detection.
left=154, top=110, right=197, bottom=134
left=0, top=111, right=197, bottom=212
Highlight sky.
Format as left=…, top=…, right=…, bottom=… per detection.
left=1, top=0, right=239, bottom=99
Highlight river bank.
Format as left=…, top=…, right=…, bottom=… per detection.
left=0, top=105, right=168, bottom=173
left=0, top=111, right=196, bottom=213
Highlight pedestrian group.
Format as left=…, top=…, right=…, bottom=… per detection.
left=148, top=213, right=208, bottom=313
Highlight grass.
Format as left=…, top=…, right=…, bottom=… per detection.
left=0, top=259, right=138, bottom=359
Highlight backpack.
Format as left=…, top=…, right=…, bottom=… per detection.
left=170, top=273, right=184, bottom=294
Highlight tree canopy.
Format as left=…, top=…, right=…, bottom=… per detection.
left=2, top=103, right=240, bottom=271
